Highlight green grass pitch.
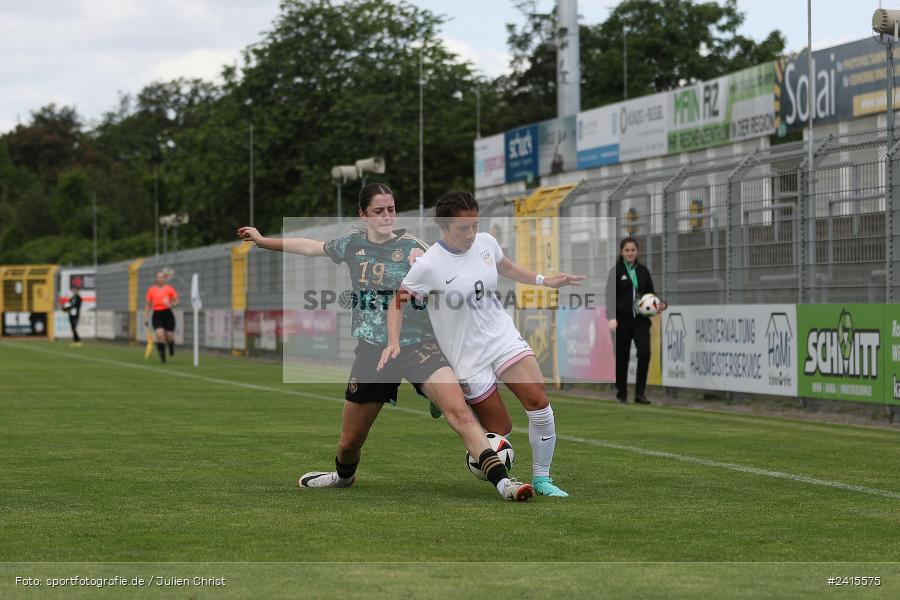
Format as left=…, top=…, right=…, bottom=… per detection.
left=1, top=339, right=899, bottom=599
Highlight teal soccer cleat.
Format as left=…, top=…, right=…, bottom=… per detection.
left=532, top=476, right=569, bottom=497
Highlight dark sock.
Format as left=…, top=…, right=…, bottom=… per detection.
left=156, top=342, right=166, bottom=362
left=335, top=456, right=359, bottom=480
left=168, top=342, right=174, bottom=356
left=478, top=449, right=509, bottom=487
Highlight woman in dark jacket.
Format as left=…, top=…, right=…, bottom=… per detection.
left=605, top=237, right=666, bottom=404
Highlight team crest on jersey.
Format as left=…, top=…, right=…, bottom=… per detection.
left=480, top=249, right=493, bottom=267
left=459, top=380, right=472, bottom=396
left=391, top=249, right=404, bottom=262
left=356, top=249, right=366, bottom=256
left=348, top=377, right=358, bottom=394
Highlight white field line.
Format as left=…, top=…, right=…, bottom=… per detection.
left=7, top=343, right=900, bottom=501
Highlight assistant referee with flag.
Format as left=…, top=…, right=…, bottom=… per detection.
left=144, top=271, right=179, bottom=363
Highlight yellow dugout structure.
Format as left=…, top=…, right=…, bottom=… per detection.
left=512, top=184, right=577, bottom=386
left=0, top=264, right=59, bottom=339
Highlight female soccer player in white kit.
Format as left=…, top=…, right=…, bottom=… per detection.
left=379, top=191, right=585, bottom=497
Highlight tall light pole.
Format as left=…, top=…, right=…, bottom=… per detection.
left=807, top=0, right=813, bottom=172
left=556, top=0, right=580, bottom=117
left=92, top=190, right=98, bottom=268
left=623, top=23, right=628, bottom=100
left=475, top=86, right=481, bottom=139
left=154, top=165, right=159, bottom=257
left=419, top=43, right=425, bottom=221
left=249, top=122, right=255, bottom=227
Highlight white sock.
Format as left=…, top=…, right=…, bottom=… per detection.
left=526, top=405, right=556, bottom=478
left=496, top=477, right=511, bottom=495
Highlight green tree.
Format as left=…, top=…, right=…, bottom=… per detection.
left=142, top=0, right=486, bottom=246
left=486, top=0, right=785, bottom=134
left=490, top=1, right=558, bottom=131
left=588, top=0, right=785, bottom=107
left=4, top=104, right=92, bottom=182
left=54, top=168, right=92, bottom=237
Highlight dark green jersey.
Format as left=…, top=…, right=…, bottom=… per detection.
left=324, top=228, right=433, bottom=346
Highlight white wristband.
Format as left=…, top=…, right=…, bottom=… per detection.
left=535, top=274, right=545, bottom=286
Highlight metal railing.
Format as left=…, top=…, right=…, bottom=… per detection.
left=561, top=129, right=895, bottom=305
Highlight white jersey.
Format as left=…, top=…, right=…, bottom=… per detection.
left=401, top=232, right=521, bottom=380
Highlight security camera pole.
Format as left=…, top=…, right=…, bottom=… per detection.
left=331, top=165, right=357, bottom=222
left=873, top=9, right=900, bottom=148
left=355, top=156, right=385, bottom=188
left=159, top=212, right=189, bottom=256
left=331, top=158, right=385, bottom=221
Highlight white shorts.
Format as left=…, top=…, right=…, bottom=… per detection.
left=458, top=335, right=535, bottom=405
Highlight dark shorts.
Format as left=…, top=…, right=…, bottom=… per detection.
left=151, top=309, right=176, bottom=332
left=346, top=340, right=450, bottom=404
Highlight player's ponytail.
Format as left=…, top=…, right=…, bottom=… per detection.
left=435, top=191, right=479, bottom=228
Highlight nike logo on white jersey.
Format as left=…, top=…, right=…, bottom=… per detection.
left=445, top=275, right=458, bottom=284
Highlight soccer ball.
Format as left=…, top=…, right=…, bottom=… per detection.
left=466, top=432, right=515, bottom=480
left=637, top=293, right=661, bottom=316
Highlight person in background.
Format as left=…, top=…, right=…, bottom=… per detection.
left=144, top=272, right=179, bottom=363
left=606, top=237, right=666, bottom=405
left=62, top=286, right=83, bottom=347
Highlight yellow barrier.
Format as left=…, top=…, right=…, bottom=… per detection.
left=231, top=243, right=250, bottom=311
left=231, top=243, right=251, bottom=355
left=127, top=258, right=144, bottom=341
left=648, top=313, right=662, bottom=386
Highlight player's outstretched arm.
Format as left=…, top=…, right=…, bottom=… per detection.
left=237, top=226, right=326, bottom=257
left=377, top=290, right=409, bottom=372
left=496, top=258, right=586, bottom=288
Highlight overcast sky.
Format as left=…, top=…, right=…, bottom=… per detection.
left=0, top=0, right=884, bottom=134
